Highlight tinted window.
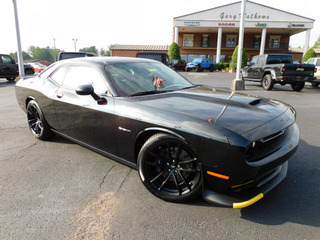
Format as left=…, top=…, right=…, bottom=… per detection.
left=1, top=55, right=14, bottom=64
left=267, top=55, right=293, bottom=64
left=62, top=66, right=108, bottom=94
left=137, top=54, right=162, bottom=62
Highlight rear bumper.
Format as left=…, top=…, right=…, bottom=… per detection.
left=276, top=76, right=316, bottom=83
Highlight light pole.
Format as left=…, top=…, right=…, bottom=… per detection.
left=12, top=0, right=24, bottom=77
left=231, top=0, right=246, bottom=91
left=72, top=38, right=78, bottom=52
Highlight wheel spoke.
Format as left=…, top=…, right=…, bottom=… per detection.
left=179, top=158, right=198, bottom=165
left=179, top=168, right=199, bottom=173
left=150, top=170, right=166, bottom=184
left=158, top=171, right=172, bottom=191
left=178, top=170, right=191, bottom=191
left=172, top=173, right=182, bottom=196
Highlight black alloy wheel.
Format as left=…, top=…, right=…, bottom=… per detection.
left=291, top=82, right=305, bottom=91
left=138, top=133, right=202, bottom=203
left=262, top=74, right=274, bottom=90
left=27, top=100, right=54, bottom=140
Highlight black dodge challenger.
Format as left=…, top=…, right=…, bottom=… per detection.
left=15, top=57, right=299, bottom=208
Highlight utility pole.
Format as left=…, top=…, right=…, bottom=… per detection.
left=231, top=0, right=246, bottom=91
left=12, top=0, right=24, bottom=77
left=53, top=38, right=56, bottom=62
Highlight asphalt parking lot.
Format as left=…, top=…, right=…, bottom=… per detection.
left=0, top=72, right=319, bottom=240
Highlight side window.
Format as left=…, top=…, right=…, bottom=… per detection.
left=316, top=59, right=320, bottom=66
left=307, top=59, right=314, bottom=65
left=49, top=66, right=68, bottom=85
left=2, top=55, right=14, bottom=64
left=251, top=56, right=258, bottom=65
left=257, top=56, right=266, bottom=66
left=62, top=66, right=108, bottom=94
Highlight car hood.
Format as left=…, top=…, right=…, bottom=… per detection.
left=134, top=86, right=290, bottom=136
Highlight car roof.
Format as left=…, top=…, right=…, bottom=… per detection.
left=57, top=56, right=159, bottom=66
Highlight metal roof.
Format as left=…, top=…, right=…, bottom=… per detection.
left=110, top=45, right=169, bottom=51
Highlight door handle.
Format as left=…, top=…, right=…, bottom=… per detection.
left=56, top=93, right=63, bottom=98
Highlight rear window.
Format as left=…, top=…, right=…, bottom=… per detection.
left=267, top=55, right=293, bottom=64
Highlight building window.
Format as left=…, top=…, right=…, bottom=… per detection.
left=269, top=36, right=280, bottom=49
left=253, top=35, right=261, bottom=48
left=202, top=35, right=210, bottom=47
left=183, top=34, right=194, bottom=47
left=226, top=35, right=237, bottom=48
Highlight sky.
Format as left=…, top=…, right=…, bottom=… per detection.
left=1, top=0, right=319, bottom=54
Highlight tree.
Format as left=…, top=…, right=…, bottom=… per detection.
left=230, top=45, right=248, bottom=69
left=10, top=51, right=32, bottom=61
left=28, top=46, right=54, bottom=62
left=168, top=42, right=181, bottom=60
left=79, top=46, right=98, bottom=55
left=312, top=35, right=320, bottom=48
left=302, top=48, right=316, bottom=63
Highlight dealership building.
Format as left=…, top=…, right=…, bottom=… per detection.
left=111, top=1, right=315, bottom=62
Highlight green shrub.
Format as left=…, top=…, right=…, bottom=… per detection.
left=302, top=48, right=316, bottom=63
left=168, top=42, right=181, bottom=60
left=230, top=45, right=248, bottom=69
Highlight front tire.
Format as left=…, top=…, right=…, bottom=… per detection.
left=262, top=74, right=274, bottom=90
left=196, top=65, right=202, bottom=72
left=138, top=133, right=202, bottom=203
left=27, top=100, right=54, bottom=140
left=311, top=82, right=320, bottom=88
left=291, top=82, right=305, bottom=91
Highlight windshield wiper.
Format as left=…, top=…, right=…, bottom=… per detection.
left=182, top=84, right=203, bottom=90
left=129, top=90, right=168, bottom=97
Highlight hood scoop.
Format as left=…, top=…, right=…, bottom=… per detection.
left=249, top=99, right=261, bottom=106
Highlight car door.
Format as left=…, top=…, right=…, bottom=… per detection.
left=53, top=64, right=117, bottom=155
left=246, top=56, right=258, bottom=79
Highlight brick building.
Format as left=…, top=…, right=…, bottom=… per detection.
left=111, top=1, right=315, bottom=62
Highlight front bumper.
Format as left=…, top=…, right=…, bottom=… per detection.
left=201, top=122, right=299, bottom=208
left=203, top=161, right=288, bottom=208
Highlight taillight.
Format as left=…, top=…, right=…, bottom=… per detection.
left=315, top=68, right=317, bottom=73
left=280, top=66, right=286, bottom=73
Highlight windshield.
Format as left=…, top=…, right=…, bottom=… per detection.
left=105, top=62, right=193, bottom=96
left=192, top=58, right=202, bottom=62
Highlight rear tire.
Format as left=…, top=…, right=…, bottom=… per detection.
left=27, top=100, right=55, bottom=140
left=209, top=65, right=214, bottom=72
left=262, top=74, right=274, bottom=90
left=291, top=82, right=305, bottom=91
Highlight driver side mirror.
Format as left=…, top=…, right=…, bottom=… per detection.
left=76, top=84, right=107, bottom=105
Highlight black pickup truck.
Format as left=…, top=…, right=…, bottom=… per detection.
left=0, top=54, right=34, bottom=81
left=241, top=54, right=316, bottom=91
